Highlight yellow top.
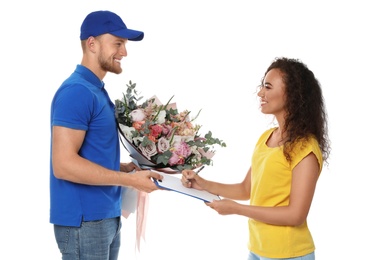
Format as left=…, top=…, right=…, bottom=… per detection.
left=248, top=127, right=322, bottom=258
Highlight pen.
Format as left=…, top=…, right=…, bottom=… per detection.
left=195, top=165, right=205, bottom=175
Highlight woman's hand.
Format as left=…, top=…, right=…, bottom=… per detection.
left=181, top=169, right=204, bottom=190
left=206, top=199, right=239, bottom=215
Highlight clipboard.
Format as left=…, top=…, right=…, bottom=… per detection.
left=151, top=170, right=220, bottom=202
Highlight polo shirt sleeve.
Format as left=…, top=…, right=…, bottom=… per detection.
left=51, top=84, right=94, bottom=131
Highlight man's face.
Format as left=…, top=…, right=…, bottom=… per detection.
left=97, top=34, right=128, bottom=74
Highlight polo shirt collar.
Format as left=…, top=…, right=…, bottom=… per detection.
left=75, top=65, right=105, bottom=89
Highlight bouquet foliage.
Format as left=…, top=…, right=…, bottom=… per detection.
left=115, top=81, right=226, bottom=172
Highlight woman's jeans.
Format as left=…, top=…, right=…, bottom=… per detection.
left=54, top=217, right=121, bottom=260
left=248, top=251, right=315, bottom=260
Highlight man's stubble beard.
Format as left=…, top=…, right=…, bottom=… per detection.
left=98, top=52, right=122, bottom=75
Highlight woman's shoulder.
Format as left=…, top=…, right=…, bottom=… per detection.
left=292, top=135, right=323, bottom=170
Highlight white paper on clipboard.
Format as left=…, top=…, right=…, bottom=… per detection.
left=151, top=170, right=220, bottom=202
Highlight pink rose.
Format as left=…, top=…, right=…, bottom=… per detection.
left=157, top=137, right=170, bottom=153
left=138, top=142, right=157, bottom=160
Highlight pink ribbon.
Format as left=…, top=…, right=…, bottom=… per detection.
left=136, top=191, right=149, bottom=251
left=121, top=190, right=149, bottom=252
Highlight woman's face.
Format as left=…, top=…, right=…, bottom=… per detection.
left=257, top=68, right=286, bottom=118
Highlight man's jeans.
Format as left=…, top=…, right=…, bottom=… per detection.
left=54, top=217, right=121, bottom=260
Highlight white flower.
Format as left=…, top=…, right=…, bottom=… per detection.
left=119, top=124, right=136, bottom=142
left=182, top=135, right=195, bottom=142
left=130, top=109, right=146, bottom=122
left=172, top=135, right=194, bottom=145
left=155, top=110, right=166, bottom=124
left=171, top=135, right=183, bottom=146
left=132, top=136, right=144, bottom=146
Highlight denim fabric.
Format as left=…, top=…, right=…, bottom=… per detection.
left=248, top=251, right=315, bottom=260
left=54, top=217, right=121, bottom=260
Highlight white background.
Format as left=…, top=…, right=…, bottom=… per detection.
left=1, top=0, right=369, bottom=259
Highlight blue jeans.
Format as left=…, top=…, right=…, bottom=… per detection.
left=248, top=251, right=315, bottom=260
left=54, top=217, right=121, bottom=260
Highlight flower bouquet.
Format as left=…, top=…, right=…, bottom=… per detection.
left=115, top=81, right=226, bottom=173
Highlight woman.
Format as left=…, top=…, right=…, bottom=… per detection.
left=182, top=57, right=330, bottom=259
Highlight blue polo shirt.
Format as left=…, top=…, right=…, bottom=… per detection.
left=50, top=65, right=121, bottom=226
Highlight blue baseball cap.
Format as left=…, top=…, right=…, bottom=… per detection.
left=80, top=10, right=144, bottom=41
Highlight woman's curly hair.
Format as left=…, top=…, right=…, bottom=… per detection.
left=262, top=57, right=331, bottom=165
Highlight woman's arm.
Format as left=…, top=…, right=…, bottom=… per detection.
left=208, top=152, right=320, bottom=226
left=182, top=167, right=252, bottom=201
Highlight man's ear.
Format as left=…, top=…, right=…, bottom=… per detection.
left=86, top=36, right=97, bottom=53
